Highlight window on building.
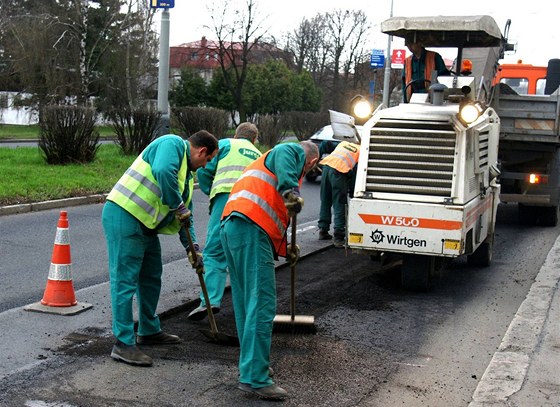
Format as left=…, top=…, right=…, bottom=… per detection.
left=191, top=52, right=198, bottom=61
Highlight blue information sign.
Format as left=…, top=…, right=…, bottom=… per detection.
left=370, top=49, right=385, bottom=68
left=150, top=0, right=174, bottom=8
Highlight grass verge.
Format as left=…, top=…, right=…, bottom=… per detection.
left=0, top=144, right=134, bottom=206
left=0, top=124, right=116, bottom=140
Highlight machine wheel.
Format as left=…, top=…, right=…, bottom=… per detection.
left=400, top=254, right=434, bottom=292
left=540, top=206, right=559, bottom=227
left=467, top=234, right=494, bottom=267
left=518, top=203, right=538, bottom=225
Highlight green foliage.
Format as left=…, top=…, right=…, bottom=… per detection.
left=292, top=71, right=323, bottom=112
left=206, top=61, right=323, bottom=120
left=170, top=66, right=209, bottom=107
left=106, top=108, right=162, bottom=155
left=0, top=144, right=134, bottom=206
left=283, top=111, right=330, bottom=141
left=38, top=105, right=100, bottom=164
left=171, top=106, right=230, bottom=139
left=257, top=114, right=286, bottom=149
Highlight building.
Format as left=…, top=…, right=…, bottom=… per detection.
left=169, top=36, right=291, bottom=83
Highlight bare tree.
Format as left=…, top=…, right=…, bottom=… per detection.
left=207, top=0, right=268, bottom=124
left=0, top=0, right=158, bottom=110
left=282, top=9, right=370, bottom=112
left=325, top=9, right=370, bottom=111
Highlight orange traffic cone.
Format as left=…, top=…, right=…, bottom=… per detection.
left=24, top=211, right=92, bottom=315
left=41, top=210, right=77, bottom=307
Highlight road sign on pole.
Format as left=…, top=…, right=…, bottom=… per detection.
left=150, top=0, right=174, bottom=8
left=391, top=49, right=406, bottom=69
left=370, top=49, right=385, bottom=68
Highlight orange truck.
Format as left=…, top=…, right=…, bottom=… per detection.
left=489, top=57, right=560, bottom=226
left=493, top=61, right=547, bottom=95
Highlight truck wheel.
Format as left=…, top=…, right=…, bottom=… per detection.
left=401, top=254, right=433, bottom=292
left=467, top=234, right=493, bottom=267
left=540, top=206, right=559, bottom=227
left=518, top=204, right=537, bottom=225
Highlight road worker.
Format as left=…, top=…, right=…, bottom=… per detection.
left=220, top=141, right=319, bottom=400
left=187, top=122, right=262, bottom=321
left=102, top=131, right=218, bottom=367
left=402, top=37, right=449, bottom=102
left=318, top=141, right=360, bottom=246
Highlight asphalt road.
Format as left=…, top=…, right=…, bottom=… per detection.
left=0, top=182, right=323, bottom=312
left=0, top=201, right=557, bottom=406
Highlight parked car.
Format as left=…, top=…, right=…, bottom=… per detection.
left=306, top=125, right=362, bottom=182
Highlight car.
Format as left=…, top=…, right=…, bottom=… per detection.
left=305, top=124, right=362, bottom=182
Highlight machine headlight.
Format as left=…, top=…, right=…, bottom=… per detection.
left=459, top=102, right=483, bottom=125
left=351, top=95, right=373, bottom=119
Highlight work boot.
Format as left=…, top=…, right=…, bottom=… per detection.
left=136, top=331, right=182, bottom=345
left=187, top=304, right=220, bottom=321
left=318, top=229, right=333, bottom=240
left=111, top=341, right=153, bottom=367
left=334, top=231, right=345, bottom=247
left=237, top=383, right=288, bottom=400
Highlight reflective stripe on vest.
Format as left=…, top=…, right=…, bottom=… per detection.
left=107, top=151, right=190, bottom=234
left=209, top=139, right=261, bottom=200
left=405, top=50, right=437, bottom=100
left=319, top=141, right=360, bottom=173
left=222, top=151, right=289, bottom=257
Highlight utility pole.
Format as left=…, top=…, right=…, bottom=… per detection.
left=382, top=0, right=394, bottom=107
left=157, top=8, right=170, bottom=136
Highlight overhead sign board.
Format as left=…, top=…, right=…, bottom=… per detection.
left=370, top=49, right=385, bottom=68
left=150, top=0, right=174, bottom=8
left=391, top=49, right=406, bottom=69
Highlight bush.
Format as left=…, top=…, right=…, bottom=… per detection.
left=107, top=108, right=162, bottom=155
left=283, top=111, right=330, bottom=141
left=171, top=106, right=230, bottom=139
left=38, top=105, right=100, bottom=164
left=257, top=114, right=286, bottom=148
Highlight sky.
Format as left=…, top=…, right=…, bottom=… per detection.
left=160, top=0, right=556, bottom=67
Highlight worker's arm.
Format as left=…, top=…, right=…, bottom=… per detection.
left=196, top=138, right=231, bottom=196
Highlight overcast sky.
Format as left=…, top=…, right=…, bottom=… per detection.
left=162, top=0, right=555, bottom=66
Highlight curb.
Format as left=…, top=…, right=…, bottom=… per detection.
left=469, top=233, right=560, bottom=406
left=0, top=194, right=108, bottom=216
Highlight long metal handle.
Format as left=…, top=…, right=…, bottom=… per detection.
left=290, top=215, right=297, bottom=321
left=183, top=225, right=219, bottom=334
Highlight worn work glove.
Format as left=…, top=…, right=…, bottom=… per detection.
left=286, top=243, right=301, bottom=267
left=175, top=202, right=192, bottom=228
left=187, top=243, right=204, bottom=270
left=282, top=189, right=304, bottom=218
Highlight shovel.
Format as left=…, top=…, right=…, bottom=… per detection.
left=272, top=214, right=317, bottom=334
left=183, top=225, right=239, bottom=347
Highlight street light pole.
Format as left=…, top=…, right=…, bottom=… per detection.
left=382, top=0, right=394, bottom=107
left=157, top=8, right=170, bottom=136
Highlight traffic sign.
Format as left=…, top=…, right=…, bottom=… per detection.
left=150, top=0, right=174, bottom=8
left=370, top=49, right=385, bottom=68
left=391, top=49, right=406, bottom=69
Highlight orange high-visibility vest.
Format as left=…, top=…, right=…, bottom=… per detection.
left=319, top=141, right=360, bottom=173
left=222, top=151, right=296, bottom=257
left=405, top=50, right=437, bottom=100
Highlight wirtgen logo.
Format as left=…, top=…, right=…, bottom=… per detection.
left=370, top=229, right=427, bottom=248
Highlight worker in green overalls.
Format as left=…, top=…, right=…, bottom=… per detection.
left=102, top=131, right=218, bottom=367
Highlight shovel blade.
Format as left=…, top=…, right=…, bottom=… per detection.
left=199, top=329, right=240, bottom=347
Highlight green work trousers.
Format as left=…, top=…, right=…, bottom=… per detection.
left=198, top=193, right=229, bottom=307
left=318, top=165, right=349, bottom=236
left=102, top=201, right=163, bottom=346
left=220, top=216, right=276, bottom=389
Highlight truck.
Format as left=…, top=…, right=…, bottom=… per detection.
left=334, top=15, right=507, bottom=291
left=487, top=58, right=560, bottom=226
